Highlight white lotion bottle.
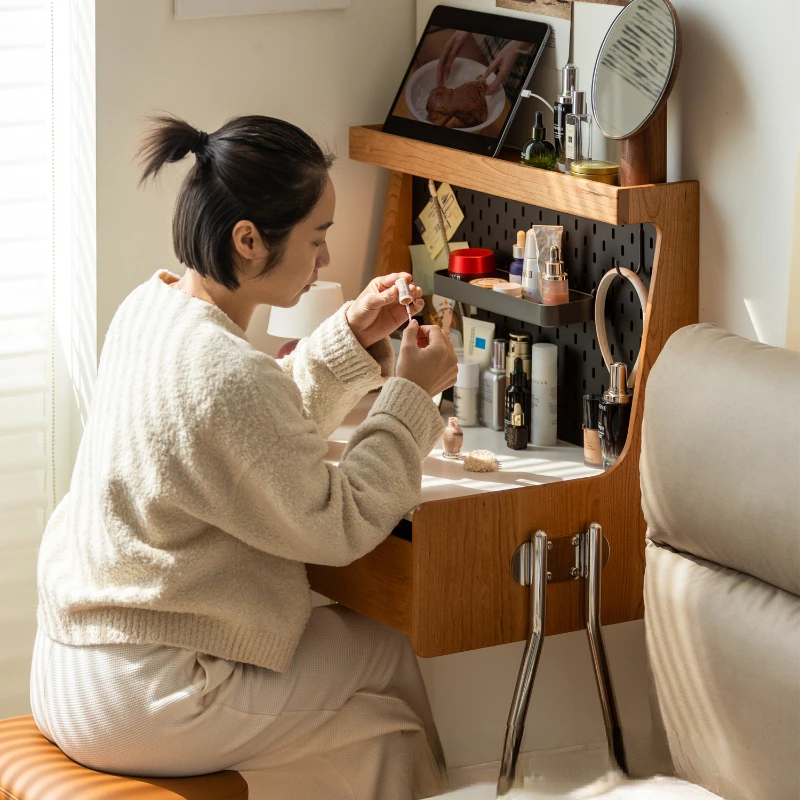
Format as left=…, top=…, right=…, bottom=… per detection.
left=521, top=228, right=542, bottom=303
left=531, top=343, right=558, bottom=446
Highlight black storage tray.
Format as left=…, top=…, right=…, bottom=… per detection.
left=433, top=270, right=594, bottom=327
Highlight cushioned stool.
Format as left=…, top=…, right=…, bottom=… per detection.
left=0, top=716, right=248, bottom=800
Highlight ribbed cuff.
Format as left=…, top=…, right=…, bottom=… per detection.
left=311, top=304, right=388, bottom=390
left=369, top=377, right=445, bottom=455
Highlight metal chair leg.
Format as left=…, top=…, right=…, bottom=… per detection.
left=584, top=523, right=627, bottom=775
left=497, top=530, right=548, bottom=797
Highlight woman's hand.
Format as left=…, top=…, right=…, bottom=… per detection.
left=437, top=30, right=471, bottom=85
left=396, top=320, right=458, bottom=398
left=345, top=272, right=424, bottom=350
left=483, top=41, right=521, bottom=96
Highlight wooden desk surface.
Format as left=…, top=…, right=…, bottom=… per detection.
left=325, top=394, right=600, bottom=519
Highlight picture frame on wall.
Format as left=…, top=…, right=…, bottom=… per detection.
left=174, top=0, right=350, bottom=19
left=496, top=0, right=628, bottom=22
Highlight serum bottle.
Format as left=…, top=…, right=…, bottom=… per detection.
left=565, top=91, right=593, bottom=175
left=598, top=362, right=632, bottom=469
left=509, top=230, right=526, bottom=285
left=521, top=111, right=556, bottom=171
left=540, top=246, right=569, bottom=306
left=505, top=358, right=531, bottom=451
left=553, top=63, right=577, bottom=173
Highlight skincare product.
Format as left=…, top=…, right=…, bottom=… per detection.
left=582, top=394, right=603, bottom=469
left=531, top=343, right=558, bottom=446
left=480, top=339, right=507, bottom=431
left=493, top=283, right=523, bottom=298
left=509, top=230, right=526, bottom=284
left=554, top=64, right=577, bottom=172
left=598, top=362, right=632, bottom=469
left=569, top=160, right=619, bottom=185
left=505, top=331, right=532, bottom=386
left=448, top=248, right=496, bottom=281
left=521, top=111, right=556, bottom=171
left=541, top=246, right=569, bottom=306
left=522, top=228, right=542, bottom=303
left=454, top=360, right=480, bottom=427
left=442, top=417, right=464, bottom=460
left=463, top=317, right=496, bottom=371
left=505, top=358, right=531, bottom=451
left=532, top=225, right=564, bottom=299
left=469, top=277, right=509, bottom=290
left=565, top=91, right=593, bottom=175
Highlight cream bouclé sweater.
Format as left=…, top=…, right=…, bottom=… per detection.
left=37, top=271, right=444, bottom=671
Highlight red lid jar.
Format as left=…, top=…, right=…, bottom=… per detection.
left=448, top=248, right=496, bottom=281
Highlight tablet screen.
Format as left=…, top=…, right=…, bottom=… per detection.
left=383, top=7, right=549, bottom=156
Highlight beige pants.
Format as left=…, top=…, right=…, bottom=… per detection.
left=30, top=605, right=449, bottom=800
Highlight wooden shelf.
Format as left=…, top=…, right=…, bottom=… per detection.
left=433, top=270, right=594, bottom=327
left=350, top=124, right=696, bottom=227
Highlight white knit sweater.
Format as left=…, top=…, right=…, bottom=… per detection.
left=37, top=271, right=444, bottom=671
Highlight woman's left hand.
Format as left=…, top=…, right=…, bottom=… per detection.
left=345, top=272, right=424, bottom=350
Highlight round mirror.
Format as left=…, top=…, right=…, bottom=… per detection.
left=592, top=0, right=680, bottom=140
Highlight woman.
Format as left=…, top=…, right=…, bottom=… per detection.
left=30, top=114, right=458, bottom=800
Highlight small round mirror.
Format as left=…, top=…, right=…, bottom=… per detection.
left=592, top=0, right=680, bottom=140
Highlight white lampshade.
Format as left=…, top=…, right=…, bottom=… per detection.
left=267, top=281, right=345, bottom=339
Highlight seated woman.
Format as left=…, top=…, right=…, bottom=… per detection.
left=30, top=113, right=458, bottom=800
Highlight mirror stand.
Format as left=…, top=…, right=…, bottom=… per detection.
left=620, top=106, right=667, bottom=187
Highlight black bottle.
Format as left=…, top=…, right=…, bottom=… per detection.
left=597, top=363, right=632, bottom=469
left=505, top=358, right=531, bottom=451
left=553, top=63, right=577, bottom=172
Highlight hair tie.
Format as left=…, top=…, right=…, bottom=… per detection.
left=191, top=130, right=209, bottom=155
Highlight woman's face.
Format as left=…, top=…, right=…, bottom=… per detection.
left=233, top=174, right=336, bottom=308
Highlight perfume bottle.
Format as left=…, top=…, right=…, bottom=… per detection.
left=521, top=111, right=556, bottom=171
left=565, top=91, right=593, bottom=175
left=505, top=358, right=531, bottom=451
left=553, top=63, right=577, bottom=172
left=597, top=363, right=632, bottom=469
left=540, top=245, right=569, bottom=306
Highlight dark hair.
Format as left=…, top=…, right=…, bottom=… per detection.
left=136, top=114, right=335, bottom=290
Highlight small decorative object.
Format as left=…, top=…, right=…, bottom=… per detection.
left=442, top=417, right=464, bottom=460
left=463, top=449, right=500, bottom=472
left=521, top=111, right=556, bottom=171
left=267, top=281, right=344, bottom=359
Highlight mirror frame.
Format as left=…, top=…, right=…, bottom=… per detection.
left=591, top=0, right=682, bottom=141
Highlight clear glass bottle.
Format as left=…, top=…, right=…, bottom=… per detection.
left=565, top=91, right=593, bottom=175
left=553, top=63, right=577, bottom=173
left=540, top=245, right=569, bottom=306
left=521, top=111, right=556, bottom=171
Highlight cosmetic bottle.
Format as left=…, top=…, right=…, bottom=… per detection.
left=582, top=394, right=603, bottom=468
left=521, top=228, right=542, bottom=303
left=480, top=339, right=507, bottom=431
left=554, top=63, right=577, bottom=172
left=565, top=91, right=593, bottom=175
left=521, top=111, right=556, bottom=171
left=505, top=358, right=531, bottom=451
left=442, top=417, right=464, bottom=460
left=598, top=362, right=632, bottom=469
left=509, top=230, right=525, bottom=284
left=531, top=343, right=558, bottom=446
left=540, top=245, right=569, bottom=306
left=454, top=360, right=480, bottom=427
left=505, top=331, right=532, bottom=386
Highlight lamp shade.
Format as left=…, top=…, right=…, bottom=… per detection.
left=267, top=281, right=345, bottom=339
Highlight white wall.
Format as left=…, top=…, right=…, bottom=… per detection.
left=96, top=0, right=415, bottom=355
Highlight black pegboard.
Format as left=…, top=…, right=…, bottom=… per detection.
left=412, top=178, right=655, bottom=445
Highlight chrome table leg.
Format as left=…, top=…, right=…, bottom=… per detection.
left=497, top=530, right=548, bottom=797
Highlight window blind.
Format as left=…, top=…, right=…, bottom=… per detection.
left=0, top=0, right=53, bottom=715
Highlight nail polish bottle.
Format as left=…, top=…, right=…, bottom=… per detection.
left=442, top=416, right=464, bottom=460
left=598, top=363, right=632, bottom=469
left=565, top=91, right=593, bottom=176
left=521, top=111, right=557, bottom=171
left=554, top=63, right=577, bottom=173
left=505, top=358, right=531, bottom=451
left=540, top=246, right=569, bottom=306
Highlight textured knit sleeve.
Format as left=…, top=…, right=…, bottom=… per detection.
left=277, top=303, right=396, bottom=438
left=215, top=370, right=444, bottom=567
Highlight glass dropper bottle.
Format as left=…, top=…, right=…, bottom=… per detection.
left=521, top=111, right=557, bottom=171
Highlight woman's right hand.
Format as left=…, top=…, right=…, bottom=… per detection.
left=396, top=320, right=458, bottom=398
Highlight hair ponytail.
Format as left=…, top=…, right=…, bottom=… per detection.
left=134, top=114, right=335, bottom=290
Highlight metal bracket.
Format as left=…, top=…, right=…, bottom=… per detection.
left=498, top=524, right=627, bottom=797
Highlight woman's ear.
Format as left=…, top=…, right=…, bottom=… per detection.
left=231, top=220, right=268, bottom=265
